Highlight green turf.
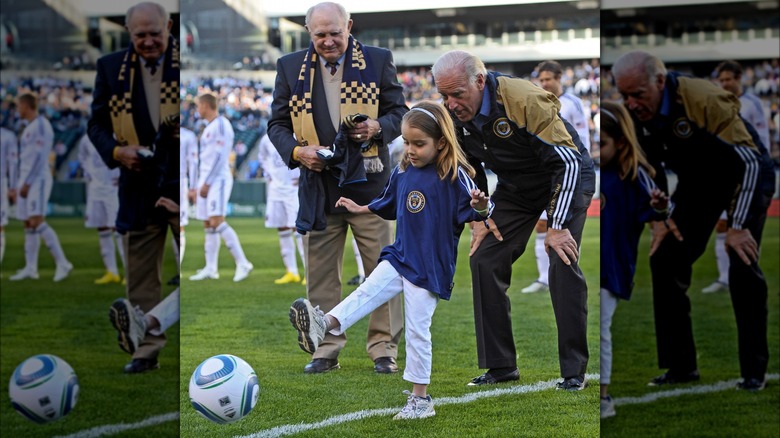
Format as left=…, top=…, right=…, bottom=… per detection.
left=179, top=217, right=601, bottom=437
left=1, top=218, right=180, bottom=437
left=602, top=218, right=780, bottom=437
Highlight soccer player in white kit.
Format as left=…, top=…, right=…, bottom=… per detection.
left=1, top=126, right=19, bottom=265
left=257, top=133, right=306, bottom=284
left=179, top=126, right=198, bottom=268
left=524, top=60, right=592, bottom=293
left=703, top=60, right=773, bottom=293
left=78, top=134, right=126, bottom=284
left=189, top=94, right=253, bottom=282
left=9, top=93, right=72, bottom=281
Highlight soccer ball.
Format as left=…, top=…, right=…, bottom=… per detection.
left=9, top=354, right=79, bottom=423
left=189, top=354, right=260, bottom=424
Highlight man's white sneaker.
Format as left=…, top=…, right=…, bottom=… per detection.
left=53, top=262, right=73, bottom=282
left=289, top=298, right=327, bottom=354
left=393, top=390, right=436, bottom=420
left=109, top=298, right=147, bottom=354
left=702, top=281, right=728, bottom=294
left=233, top=262, right=254, bottom=282
left=189, top=268, right=219, bottom=281
left=521, top=281, right=549, bottom=294
left=601, top=395, right=616, bottom=419
left=9, top=268, right=39, bottom=281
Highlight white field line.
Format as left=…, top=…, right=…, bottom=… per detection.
left=614, top=373, right=780, bottom=406
left=236, top=373, right=601, bottom=438
left=53, top=412, right=179, bottom=438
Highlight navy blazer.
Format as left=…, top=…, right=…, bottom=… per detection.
left=268, top=44, right=408, bottom=211
left=88, top=49, right=178, bottom=233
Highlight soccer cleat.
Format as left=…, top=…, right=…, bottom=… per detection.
left=53, top=262, right=73, bottom=282
left=393, top=390, right=436, bottom=420
left=702, top=281, right=728, bottom=294
left=556, top=375, right=587, bottom=391
left=289, top=298, right=327, bottom=354
left=521, top=281, right=549, bottom=294
left=347, top=274, right=365, bottom=286
left=189, top=268, right=219, bottom=281
left=95, top=271, right=121, bottom=285
left=233, top=262, right=254, bottom=282
left=109, top=298, right=147, bottom=355
left=301, top=277, right=307, bottom=286
left=600, top=395, right=616, bottom=418
left=274, top=271, right=301, bottom=284
left=9, top=268, right=39, bottom=281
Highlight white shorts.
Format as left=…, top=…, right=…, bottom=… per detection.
left=1, top=183, right=8, bottom=226
left=264, top=198, right=299, bottom=228
left=85, top=197, right=119, bottom=228
left=180, top=179, right=189, bottom=227
left=196, top=177, right=233, bottom=221
left=15, top=178, right=52, bottom=220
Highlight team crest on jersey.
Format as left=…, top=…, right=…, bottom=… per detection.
left=493, top=118, right=513, bottom=138
left=673, top=118, right=693, bottom=138
left=406, top=191, right=425, bottom=213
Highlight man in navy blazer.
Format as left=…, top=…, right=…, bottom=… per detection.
left=268, top=2, right=407, bottom=374
left=88, top=1, right=179, bottom=374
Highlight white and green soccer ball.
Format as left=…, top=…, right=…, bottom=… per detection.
left=9, top=354, right=79, bottom=423
left=189, top=354, right=260, bottom=424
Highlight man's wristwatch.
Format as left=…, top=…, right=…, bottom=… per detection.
left=373, top=124, right=383, bottom=139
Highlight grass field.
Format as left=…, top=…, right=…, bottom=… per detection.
left=179, top=217, right=601, bottom=437
left=602, top=218, right=780, bottom=437
left=0, top=218, right=180, bottom=437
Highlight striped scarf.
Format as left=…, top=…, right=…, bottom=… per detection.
left=289, top=35, right=383, bottom=173
left=109, top=35, right=179, bottom=147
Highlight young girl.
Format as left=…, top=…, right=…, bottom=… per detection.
left=599, top=101, right=670, bottom=419
left=289, top=101, right=492, bottom=420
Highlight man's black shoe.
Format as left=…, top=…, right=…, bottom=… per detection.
left=648, top=370, right=700, bottom=386
left=467, top=368, right=519, bottom=386
left=737, top=377, right=766, bottom=392
left=347, top=275, right=365, bottom=286
left=167, top=274, right=180, bottom=286
left=304, top=358, right=340, bottom=374
left=557, top=375, right=587, bottom=391
left=374, top=356, right=398, bottom=374
left=123, top=358, right=160, bottom=374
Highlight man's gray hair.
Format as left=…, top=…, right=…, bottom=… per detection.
left=612, top=50, right=667, bottom=82
left=431, top=50, right=487, bottom=85
left=305, top=2, right=350, bottom=27
left=126, top=2, right=170, bottom=27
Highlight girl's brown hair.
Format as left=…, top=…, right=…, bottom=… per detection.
left=600, top=100, right=655, bottom=181
left=400, top=101, right=475, bottom=181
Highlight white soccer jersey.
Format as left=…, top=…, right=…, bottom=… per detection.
left=78, top=134, right=119, bottom=199
left=558, top=92, right=591, bottom=151
left=257, top=134, right=299, bottom=201
left=18, top=116, right=54, bottom=186
left=180, top=127, right=199, bottom=189
left=739, top=92, right=770, bottom=154
left=1, top=127, right=19, bottom=192
left=198, top=116, right=234, bottom=186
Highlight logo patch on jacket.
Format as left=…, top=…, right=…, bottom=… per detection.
left=406, top=190, right=425, bottom=213
left=673, top=118, right=693, bottom=138
left=493, top=118, right=513, bottom=138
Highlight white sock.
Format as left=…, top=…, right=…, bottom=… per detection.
left=295, top=232, right=305, bottom=272
left=205, top=227, right=220, bottom=271
left=535, top=232, right=549, bottom=285
left=352, top=238, right=365, bottom=278
left=98, top=229, right=118, bottom=275
left=0, top=229, right=4, bottom=264
left=114, top=231, right=126, bottom=272
left=278, top=230, right=299, bottom=275
left=216, top=222, right=248, bottom=266
left=180, top=230, right=186, bottom=266
left=25, top=228, right=40, bottom=271
left=170, top=236, right=180, bottom=272
left=715, top=232, right=729, bottom=285
left=37, top=223, right=68, bottom=266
